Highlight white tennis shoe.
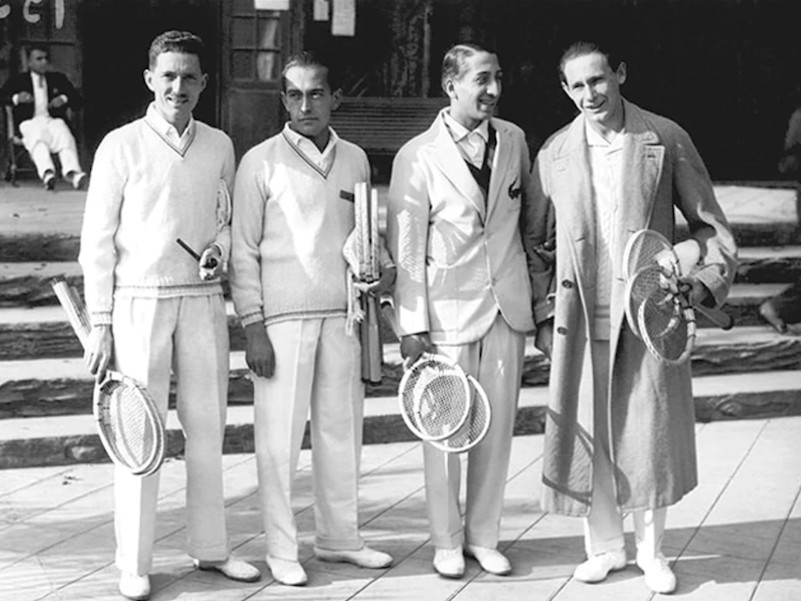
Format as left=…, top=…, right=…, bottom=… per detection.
left=118, top=572, right=150, bottom=600
left=573, top=549, right=627, bottom=583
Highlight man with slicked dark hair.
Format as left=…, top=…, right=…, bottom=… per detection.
left=387, top=42, right=535, bottom=579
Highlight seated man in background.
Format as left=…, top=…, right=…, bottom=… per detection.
left=0, top=44, right=87, bottom=190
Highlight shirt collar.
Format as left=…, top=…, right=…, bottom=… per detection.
left=442, top=110, right=489, bottom=143
left=585, top=119, right=624, bottom=150
left=145, top=102, right=195, bottom=142
left=282, top=121, right=338, bottom=157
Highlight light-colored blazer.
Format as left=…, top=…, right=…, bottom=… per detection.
left=387, top=110, right=534, bottom=345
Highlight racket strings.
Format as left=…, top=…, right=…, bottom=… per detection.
left=403, top=363, right=470, bottom=440
left=639, top=290, right=696, bottom=364
left=97, top=380, right=160, bottom=471
left=431, top=376, right=491, bottom=453
left=625, top=232, right=679, bottom=279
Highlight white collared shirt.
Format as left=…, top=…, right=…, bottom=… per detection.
left=31, top=72, right=48, bottom=118
left=586, top=121, right=624, bottom=339
left=282, top=122, right=338, bottom=172
left=145, top=102, right=196, bottom=154
left=443, top=110, right=490, bottom=169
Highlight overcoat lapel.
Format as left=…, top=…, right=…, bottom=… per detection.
left=618, top=101, right=664, bottom=239
left=553, top=117, right=596, bottom=290
left=428, top=112, right=487, bottom=222
left=611, top=101, right=665, bottom=354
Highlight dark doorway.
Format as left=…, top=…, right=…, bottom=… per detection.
left=78, top=0, right=221, bottom=167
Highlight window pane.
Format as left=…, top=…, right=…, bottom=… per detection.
left=233, top=17, right=255, bottom=47
left=233, top=0, right=256, bottom=15
left=233, top=51, right=255, bottom=80
left=257, top=17, right=280, bottom=50
left=257, top=51, right=279, bottom=82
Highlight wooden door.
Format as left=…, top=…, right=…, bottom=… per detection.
left=221, top=0, right=302, bottom=160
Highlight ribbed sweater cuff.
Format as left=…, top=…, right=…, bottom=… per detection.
left=240, top=312, right=264, bottom=327
left=90, top=311, right=112, bottom=327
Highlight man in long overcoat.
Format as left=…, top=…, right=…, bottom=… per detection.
left=524, top=41, right=737, bottom=594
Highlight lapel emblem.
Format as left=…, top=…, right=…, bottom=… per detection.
left=508, top=178, right=522, bottom=199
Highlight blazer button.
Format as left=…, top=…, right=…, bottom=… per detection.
left=556, top=326, right=568, bottom=335
left=561, top=279, right=574, bottom=289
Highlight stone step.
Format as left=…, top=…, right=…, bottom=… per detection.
left=1, top=326, right=798, bottom=421
left=0, top=299, right=396, bottom=361
left=716, top=282, right=789, bottom=327
left=0, top=282, right=783, bottom=362
left=0, top=368, right=798, bottom=470
left=0, top=261, right=234, bottom=307
left=2, top=246, right=800, bottom=309
left=0, top=184, right=797, bottom=262
left=736, top=245, right=801, bottom=283
left=675, top=183, right=799, bottom=246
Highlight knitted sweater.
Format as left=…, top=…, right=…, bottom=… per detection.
left=79, top=112, right=235, bottom=326
left=230, top=128, right=370, bottom=326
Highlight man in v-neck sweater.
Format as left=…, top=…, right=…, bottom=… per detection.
left=230, top=51, right=395, bottom=587
left=79, top=31, right=260, bottom=600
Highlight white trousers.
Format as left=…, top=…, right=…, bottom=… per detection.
left=584, top=340, right=666, bottom=562
left=19, top=116, right=81, bottom=178
left=427, top=314, right=526, bottom=550
left=252, top=317, right=364, bottom=561
left=111, top=295, right=230, bottom=575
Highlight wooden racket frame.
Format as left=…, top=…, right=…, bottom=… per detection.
left=397, top=353, right=471, bottom=442
left=354, top=183, right=383, bottom=384
left=629, top=267, right=697, bottom=364
left=622, top=229, right=733, bottom=333
left=51, top=277, right=165, bottom=475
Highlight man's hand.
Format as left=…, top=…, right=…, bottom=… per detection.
left=199, top=244, right=223, bottom=280
left=354, top=265, right=396, bottom=297
left=48, top=95, right=67, bottom=110
left=534, top=319, right=554, bottom=359
left=245, top=322, right=275, bottom=379
left=400, top=332, right=434, bottom=367
left=678, top=277, right=714, bottom=308
left=85, top=324, right=113, bottom=381
left=15, top=91, right=33, bottom=104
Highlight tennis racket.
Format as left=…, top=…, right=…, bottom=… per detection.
left=622, top=229, right=733, bottom=333
left=629, top=265, right=697, bottom=364
left=51, top=277, right=166, bottom=476
left=398, top=353, right=471, bottom=442
left=429, top=375, right=492, bottom=454
left=352, top=183, right=383, bottom=383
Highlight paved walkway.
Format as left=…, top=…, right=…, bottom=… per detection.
left=2, top=417, right=799, bottom=601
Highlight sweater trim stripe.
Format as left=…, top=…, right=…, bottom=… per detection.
left=264, top=308, right=346, bottom=325
left=113, top=282, right=223, bottom=298
left=143, top=119, right=197, bottom=157
left=281, top=131, right=335, bottom=179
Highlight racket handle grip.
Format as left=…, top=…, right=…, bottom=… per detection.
left=696, top=304, right=734, bottom=330
left=51, top=277, right=92, bottom=347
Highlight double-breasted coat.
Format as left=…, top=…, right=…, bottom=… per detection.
left=524, top=100, right=737, bottom=516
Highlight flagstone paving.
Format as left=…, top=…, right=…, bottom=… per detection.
left=1, top=417, right=799, bottom=600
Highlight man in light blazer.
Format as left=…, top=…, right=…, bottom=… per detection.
left=524, top=40, right=737, bottom=594
left=386, top=42, right=534, bottom=579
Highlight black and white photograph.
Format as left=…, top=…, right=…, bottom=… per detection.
left=0, top=0, right=799, bottom=599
